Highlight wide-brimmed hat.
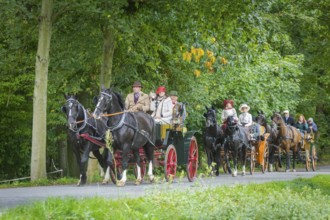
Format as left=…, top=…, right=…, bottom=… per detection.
left=239, top=103, right=250, bottom=112
left=132, top=81, right=143, bottom=88
left=283, top=110, right=289, bottom=114
left=223, top=100, right=234, bottom=108
left=307, top=118, right=313, bottom=123
left=156, top=86, right=166, bottom=94
left=169, top=90, right=178, bottom=97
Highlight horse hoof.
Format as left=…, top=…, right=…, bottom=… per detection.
left=102, top=180, right=109, bottom=185
left=135, top=178, right=142, bottom=185
left=242, top=172, right=246, bottom=176
left=116, top=180, right=126, bottom=187
left=286, top=169, right=290, bottom=173
left=149, top=175, right=155, bottom=183
left=292, top=169, right=296, bottom=172
left=232, top=172, right=237, bottom=177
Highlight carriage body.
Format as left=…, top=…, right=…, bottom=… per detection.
left=153, top=124, right=199, bottom=182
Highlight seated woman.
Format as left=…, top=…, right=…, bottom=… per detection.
left=238, top=103, right=259, bottom=141
left=221, top=99, right=237, bottom=124
left=295, top=114, right=308, bottom=138
left=150, top=86, right=172, bottom=124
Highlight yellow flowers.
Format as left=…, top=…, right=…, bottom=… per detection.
left=194, top=69, right=201, bottom=77
left=182, top=44, right=229, bottom=77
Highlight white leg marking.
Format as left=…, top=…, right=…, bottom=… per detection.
left=102, top=166, right=110, bottom=184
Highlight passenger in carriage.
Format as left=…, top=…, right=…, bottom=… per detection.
left=169, top=90, right=187, bottom=127
left=238, top=103, right=260, bottom=141
left=221, top=99, right=238, bottom=123
left=150, top=86, right=173, bottom=124
left=125, top=81, right=150, bottom=113
left=283, top=110, right=295, bottom=126
left=295, top=114, right=308, bottom=138
left=307, top=118, right=318, bottom=133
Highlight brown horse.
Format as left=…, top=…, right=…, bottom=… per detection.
left=271, top=113, right=301, bottom=172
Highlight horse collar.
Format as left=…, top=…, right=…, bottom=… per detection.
left=108, top=112, right=126, bottom=131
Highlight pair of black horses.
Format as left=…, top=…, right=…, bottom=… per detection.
left=62, top=88, right=156, bottom=186
left=203, top=106, right=302, bottom=176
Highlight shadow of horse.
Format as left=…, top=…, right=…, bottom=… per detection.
left=61, top=95, right=115, bottom=186
left=224, top=116, right=250, bottom=177
left=271, top=113, right=302, bottom=172
left=255, top=111, right=281, bottom=172
left=93, top=88, right=156, bottom=186
left=203, top=106, right=225, bottom=176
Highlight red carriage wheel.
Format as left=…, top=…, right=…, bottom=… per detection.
left=164, top=145, right=177, bottom=182
left=187, top=136, right=198, bottom=182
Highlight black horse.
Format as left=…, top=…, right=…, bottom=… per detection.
left=255, top=111, right=281, bottom=171
left=61, top=95, right=114, bottom=186
left=203, top=106, right=224, bottom=176
left=93, top=88, right=156, bottom=186
left=223, top=115, right=250, bottom=177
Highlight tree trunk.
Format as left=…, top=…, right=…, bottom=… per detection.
left=30, top=0, right=53, bottom=181
left=100, top=26, right=115, bottom=88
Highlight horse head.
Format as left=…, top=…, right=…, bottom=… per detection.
left=226, top=115, right=238, bottom=135
left=271, top=112, right=283, bottom=126
left=62, top=95, right=83, bottom=131
left=203, top=106, right=217, bottom=127
left=255, top=112, right=267, bottom=126
left=93, top=88, right=124, bottom=119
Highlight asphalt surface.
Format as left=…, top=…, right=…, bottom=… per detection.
left=0, top=165, right=329, bottom=212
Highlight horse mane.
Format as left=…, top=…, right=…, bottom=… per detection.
left=105, top=88, right=125, bottom=110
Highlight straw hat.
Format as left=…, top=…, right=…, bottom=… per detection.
left=283, top=110, right=289, bottom=114
left=239, top=103, right=250, bottom=112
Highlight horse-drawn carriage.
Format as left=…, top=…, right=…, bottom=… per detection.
left=62, top=88, right=199, bottom=186
left=203, top=106, right=270, bottom=176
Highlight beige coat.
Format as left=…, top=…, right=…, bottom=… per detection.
left=150, top=97, right=173, bottom=124
left=125, top=92, right=150, bottom=112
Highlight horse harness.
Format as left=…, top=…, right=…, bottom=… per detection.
left=105, top=112, right=155, bottom=148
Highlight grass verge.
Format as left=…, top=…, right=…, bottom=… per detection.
left=1, top=175, right=329, bottom=219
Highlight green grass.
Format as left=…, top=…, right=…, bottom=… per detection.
left=1, top=175, right=329, bottom=220
left=0, top=177, right=78, bottom=189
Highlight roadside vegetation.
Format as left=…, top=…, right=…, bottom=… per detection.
left=1, top=175, right=329, bottom=219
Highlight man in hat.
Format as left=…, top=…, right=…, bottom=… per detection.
left=307, top=118, right=318, bottom=133
left=283, top=110, right=295, bottom=126
left=125, top=81, right=150, bottom=112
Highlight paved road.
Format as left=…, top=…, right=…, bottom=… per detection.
left=1, top=166, right=329, bottom=212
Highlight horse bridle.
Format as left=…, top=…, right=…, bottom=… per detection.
left=65, top=98, right=87, bottom=133
left=206, top=110, right=217, bottom=127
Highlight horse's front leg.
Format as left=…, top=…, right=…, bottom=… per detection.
left=224, top=144, right=231, bottom=175
left=78, top=142, right=90, bottom=186
left=143, top=143, right=155, bottom=183
left=285, top=145, right=291, bottom=172
left=117, top=147, right=130, bottom=187
left=215, top=145, right=221, bottom=176
left=242, top=144, right=247, bottom=176
left=232, top=147, right=238, bottom=177
left=133, top=148, right=143, bottom=185
left=292, top=146, right=297, bottom=172
left=204, top=147, right=213, bottom=176
left=268, top=144, right=275, bottom=172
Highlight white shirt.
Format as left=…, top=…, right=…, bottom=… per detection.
left=238, top=112, right=252, bottom=126
left=221, top=108, right=238, bottom=122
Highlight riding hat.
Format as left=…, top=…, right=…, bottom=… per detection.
left=132, top=81, right=143, bottom=88
left=307, top=118, right=313, bottom=123
left=239, top=103, right=250, bottom=112
left=169, top=90, right=178, bottom=97
left=223, top=99, right=234, bottom=108
left=283, top=110, right=289, bottom=114
left=156, top=86, right=166, bottom=95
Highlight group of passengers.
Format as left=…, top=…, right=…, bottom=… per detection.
left=221, top=99, right=318, bottom=141
left=124, top=81, right=185, bottom=126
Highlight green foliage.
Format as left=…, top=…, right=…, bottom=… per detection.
left=1, top=175, right=330, bottom=219
left=0, top=0, right=329, bottom=180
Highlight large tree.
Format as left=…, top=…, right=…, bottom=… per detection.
left=30, top=0, right=53, bottom=181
